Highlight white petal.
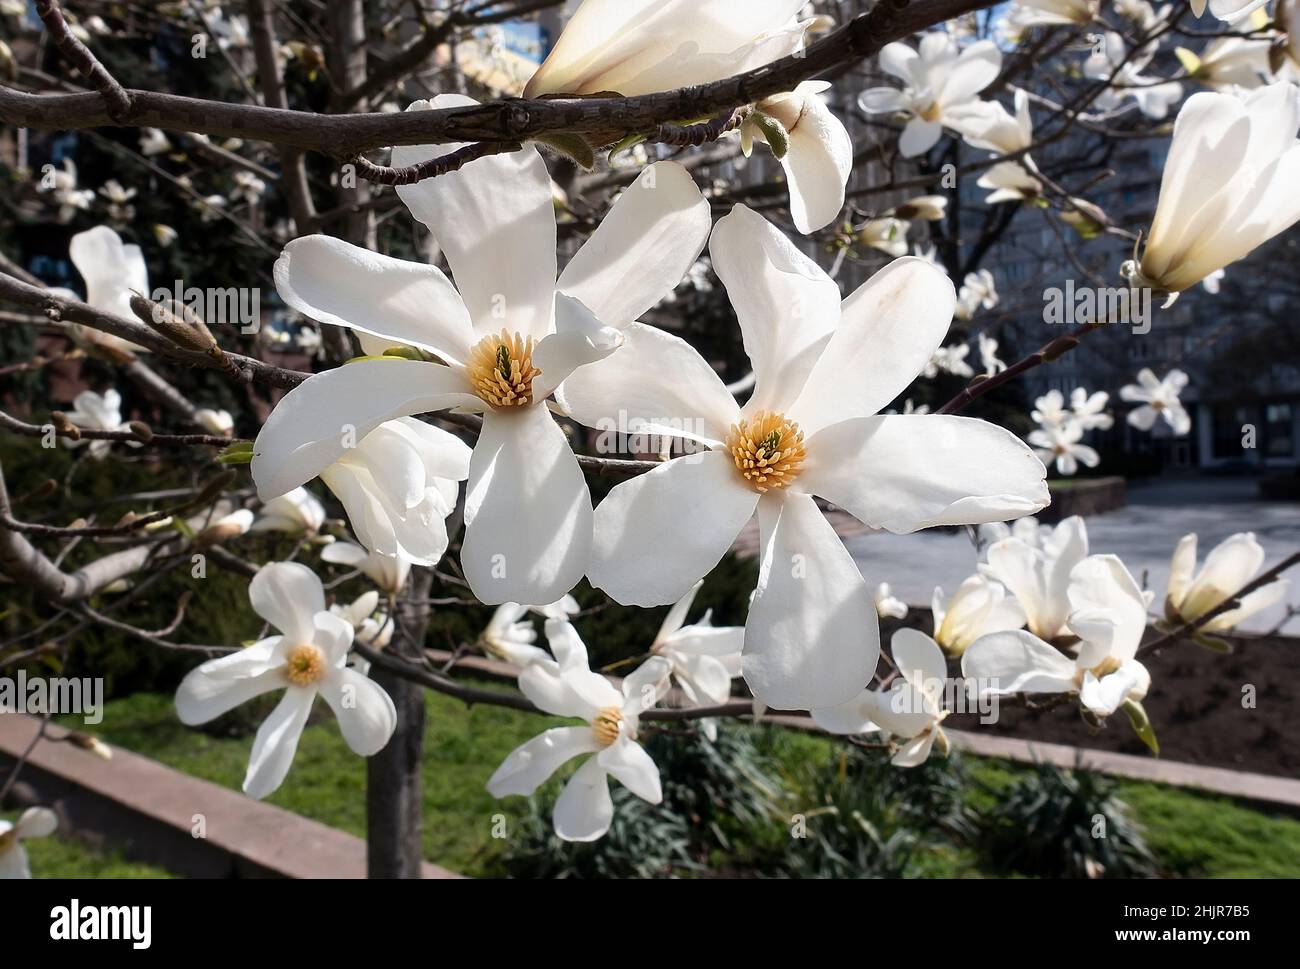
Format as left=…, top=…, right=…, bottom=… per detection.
left=558, top=161, right=711, bottom=327
left=393, top=97, right=557, bottom=341
left=596, top=736, right=662, bottom=803
left=890, top=627, right=948, bottom=703
left=243, top=689, right=315, bottom=799
left=15, top=807, right=58, bottom=840
left=274, top=235, right=474, bottom=362
left=531, top=294, right=624, bottom=401
left=744, top=492, right=879, bottom=709
left=900, top=118, right=943, bottom=157
left=782, top=98, right=853, bottom=234
left=319, top=667, right=397, bottom=756
left=789, top=258, right=956, bottom=433
left=175, top=667, right=283, bottom=726
left=810, top=689, right=881, bottom=735
left=589, top=451, right=758, bottom=606
left=553, top=757, right=613, bottom=842
left=799, top=415, right=1049, bottom=532
left=251, top=360, right=479, bottom=500
left=249, top=562, right=325, bottom=644
left=487, top=726, right=601, bottom=797
left=960, top=629, right=1077, bottom=696
left=462, top=405, right=592, bottom=605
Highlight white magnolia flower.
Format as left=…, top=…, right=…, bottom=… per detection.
left=874, top=581, right=909, bottom=619
left=858, top=33, right=1002, bottom=157
left=932, top=573, right=1027, bottom=656
left=812, top=629, right=951, bottom=767
left=198, top=506, right=255, bottom=545
left=977, top=160, right=1042, bottom=204
left=956, top=88, right=1034, bottom=154
left=739, top=81, right=853, bottom=233
left=152, top=224, right=178, bottom=248
left=232, top=170, right=266, bottom=206
left=923, top=342, right=975, bottom=378
left=68, top=226, right=150, bottom=355
left=1189, top=0, right=1270, bottom=21
left=1071, top=388, right=1114, bottom=430
left=139, top=127, right=172, bottom=157
left=330, top=589, right=394, bottom=653
left=195, top=407, right=234, bottom=435
left=525, top=0, right=809, bottom=97
left=199, top=194, right=227, bottom=222
left=649, top=580, right=744, bottom=710
left=964, top=554, right=1153, bottom=718
left=1120, top=368, right=1191, bottom=435
left=478, top=597, right=579, bottom=666
left=253, top=114, right=711, bottom=606
left=0, top=807, right=58, bottom=879
left=858, top=216, right=912, bottom=257
left=979, top=515, right=1051, bottom=551
left=1031, top=389, right=1069, bottom=428
left=251, top=486, right=326, bottom=535
left=175, top=563, right=397, bottom=799
left=1029, top=420, right=1100, bottom=476
left=983, top=515, right=1089, bottom=641
left=317, top=418, right=470, bottom=567
left=1165, top=532, right=1290, bottom=631
left=99, top=179, right=137, bottom=223
left=977, top=333, right=1006, bottom=376
left=891, top=195, right=949, bottom=221
left=1176, top=37, right=1271, bottom=91
left=1124, top=84, right=1300, bottom=296
left=63, top=388, right=129, bottom=459
left=563, top=205, right=1049, bottom=708
left=1085, top=32, right=1183, bottom=120
left=487, top=620, right=671, bottom=841
left=1006, top=0, right=1099, bottom=30
left=38, top=158, right=94, bottom=222
left=955, top=268, right=999, bottom=321
left=321, top=540, right=412, bottom=597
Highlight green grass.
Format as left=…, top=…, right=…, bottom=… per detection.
left=57, top=691, right=1300, bottom=878
left=15, top=828, right=175, bottom=879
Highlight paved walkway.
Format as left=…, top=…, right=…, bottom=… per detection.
left=844, top=476, right=1300, bottom=634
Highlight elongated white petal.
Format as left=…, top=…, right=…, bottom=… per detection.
left=462, top=405, right=592, bottom=605
left=961, top=629, right=1077, bottom=696
left=790, top=259, right=956, bottom=434
left=1205, top=578, right=1289, bottom=632
left=890, top=627, right=948, bottom=704
left=597, top=736, right=662, bottom=803
left=589, top=451, right=758, bottom=606
left=553, top=757, right=614, bottom=842
left=249, top=562, right=325, bottom=645
left=656, top=580, right=702, bottom=640
left=799, top=415, right=1049, bottom=533
left=782, top=96, right=853, bottom=234
left=558, top=162, right=711, bottom=327
left=394, top=97, right=557, bottom=340
left=319, top=667, right=396, bottom=756
left=243, top=688, right=315, bottom=799
left=175, top=667, right=283, bottom=726
left=810, top=689, right=881, bottom=735
left=1067, top=554, right=1148, bottom=667
left=251, top=360, right=479, bottom=500
left=531, top=294, right=624, bottom=401
left=488, top=726, right=601, bottom=797
left=745, top=492, right=879, bottom=710
left=710, top=205, right=839, bottom=415
left=274, top=235, right=474, bottom=362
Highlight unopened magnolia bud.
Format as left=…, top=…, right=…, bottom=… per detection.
left=67, top=731, right=113, bottom=760
left=750, top=113, right=790, bottom=159
left=50, top=411, right=80, bottom=441
left=129, top=420, right=154, bottom=442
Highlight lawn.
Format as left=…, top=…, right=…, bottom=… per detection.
left=31, top=690, right=1300, bottom=879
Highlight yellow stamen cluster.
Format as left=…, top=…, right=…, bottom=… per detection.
left=727, top=410, right=807, bottom=493
left=284, top=644, right=326, bottom=687
left=592, top=706, right=624, bottom=748
left=466, top=330, right=542, bottom=408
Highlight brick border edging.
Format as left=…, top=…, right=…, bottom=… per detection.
left=0, top=713, right=461, bottom=879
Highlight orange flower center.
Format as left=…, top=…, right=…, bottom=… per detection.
left=726, top=410, right=807, bottom=493
left=284, top=644, right=326, bottom=686
left=466, top=330, right=542, bottom=408
left=592, top=706, right=624, bottom=748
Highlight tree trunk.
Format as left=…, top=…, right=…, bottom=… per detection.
left=366, top=565, right=432, bottom=878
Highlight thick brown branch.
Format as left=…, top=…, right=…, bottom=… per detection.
left=34, top=0, right=132, bottom=119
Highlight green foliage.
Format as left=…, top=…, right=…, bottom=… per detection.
left=977, top=761, right=1158, bottom=879
left=20, top=831, right=175, bottom=880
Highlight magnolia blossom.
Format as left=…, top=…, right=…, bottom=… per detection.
left=317, top=418, right=470, bottom=566
left=1029, top=421, right=1101, bottom=476
left=1031, top=389, right=1069, bottom=428
left=1120, top=368, right=1191, bottom=435
left=139, top=127, right=172, bottom=157
left=563, top=205, right=1048, bottom=708
left=487, top=620, right=670, bottom=841
left=874, top=582, right=909, bottom=620
left=931, top=574, right=1027, bottom=657
left=977, top=333, right=1007, bottom=376
left=1124, top=84, right=1300, bottom=296
left=983, top=515, right=1089, bottom=641
left=195, top=408, right=234, bottom=435
left=175, top=563, right=397, bottom=799
left=1084, top=32, right=1183, bottom=121
left=477, top=597, right=579, bottom=665
left=739, top=81, right=853, bottom=233
left=648, top=580, right=744, bottom=712
left=964, top=554, right=1153, bottom=718
left=232, top=171, right=267, bottom=206
left=858, top=33, right=1002, bottom=157
left=252, top=115, right=711, bottom=606
left=977, top=161, right=1042, bottom=205
left=979, top=515, right=1051, bottom=550
left=1071, top=388, right=1114, bottom=430
left=68, top=226, right=149, bottom=355
left=38, top=158, right=94, bottom=222
left=812, top=629, right=951, bottom=767
left=955, top=269, right=998, bottom=321
left=525, top=1, right=846, bottom=232
left=251, top=486, right=326, bottom=535
left=923, top=342, right=975, bottom=378
left=1189, top=0, right=1271, bottom=21
left=321, top=541, right=412, bottom=597
left=198, top=506, right=255, bottom=545
left=1165, top=532, right=1289, bottom=631
left=63, top=389, right=129, bottom=459
left=957, top=88, right=1033, bottom=155
left=99, top=179, right=137, bottom=223
left=1176, top=37, right=1271, bottom=91
left=331, top=589, right=394, bottom=653
left=891, top=195, right=948, bottom=221
left=858, top=217, right=911, bottom=257
left=152, top=224, right=178, bottom=248
left=0, top=807, right=58, bottom=879
left=1006, top=0, right=1099, bottom=29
